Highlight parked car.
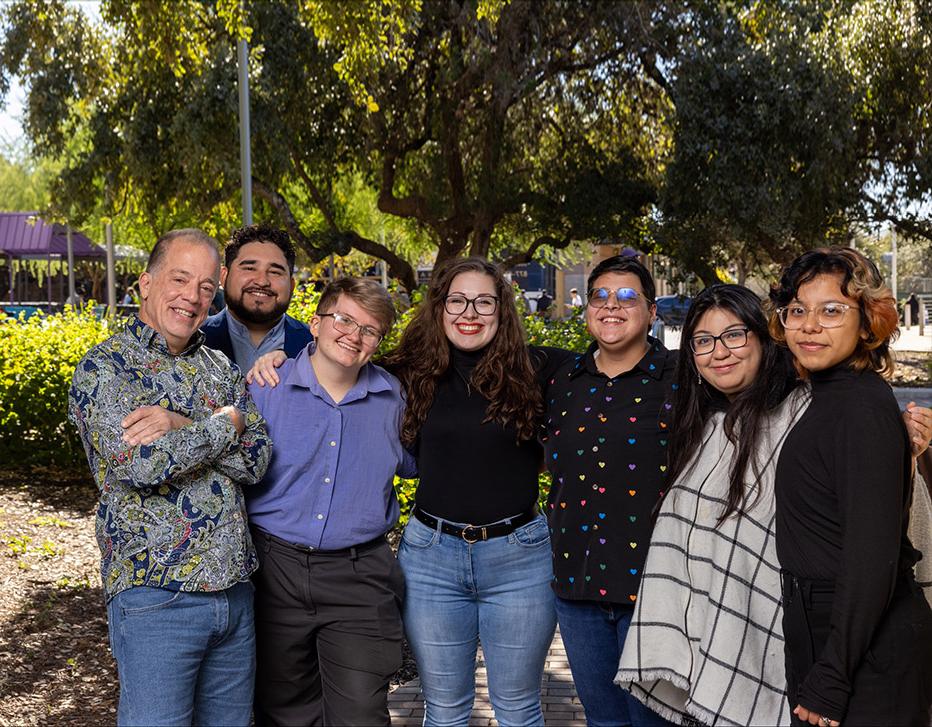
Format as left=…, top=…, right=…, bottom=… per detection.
left=655, top=294, right=692, bottom=328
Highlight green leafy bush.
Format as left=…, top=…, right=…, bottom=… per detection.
left=525, top=313, right=590, bottom=353
left=285, top=285, right=322, bottom=324
left=0, top=307, right=113, bottom=465
left=394, top=476, right=418, bottom=525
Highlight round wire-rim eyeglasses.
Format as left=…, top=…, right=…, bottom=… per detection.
left=776, top=303, right=852, bottom=329
left=586, top=287, right=643, bottom=309
left=318, top=312, right=384, bottom=345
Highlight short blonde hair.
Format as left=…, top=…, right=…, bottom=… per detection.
left=317, top=278, right=396, bottom=335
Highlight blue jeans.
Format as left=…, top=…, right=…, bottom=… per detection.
left=107, top=582, right=255, bottom=726
left=399, top=512, right=556, bottom=727
left=554, top=596, right=673, bottom=727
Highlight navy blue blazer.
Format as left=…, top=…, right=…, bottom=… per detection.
left=200, top=310, right=314, bottom=369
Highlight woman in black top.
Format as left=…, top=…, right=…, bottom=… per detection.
left=771, top=247, right=932, bottom=726
left=385, top=257, right=562, bottom=727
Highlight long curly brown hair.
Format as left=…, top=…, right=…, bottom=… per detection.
left=385, top=257, right=543, bottom=446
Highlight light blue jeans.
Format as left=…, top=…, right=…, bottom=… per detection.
left=399, top=512, right=556, bottom=727
left=106, top=581, right=255, bottom=726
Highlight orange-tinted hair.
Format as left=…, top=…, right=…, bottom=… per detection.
left=769, top=246, right=898, bottom=378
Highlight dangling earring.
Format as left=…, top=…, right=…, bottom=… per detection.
left=697, top=371, right=702, bottom=385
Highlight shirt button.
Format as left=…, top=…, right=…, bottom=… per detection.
left=329, top=441, right=336, bottom=447
left=316, top=514, right=324, bottom=520
left=324, top=477, right=331, bottom=484
left=607, top=381, right=613, bottom=387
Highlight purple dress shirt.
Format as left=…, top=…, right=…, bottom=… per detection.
left=247, top=343, right=416, bottom=550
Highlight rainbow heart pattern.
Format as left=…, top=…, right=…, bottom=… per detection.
left=542, top=341, right=674, bottom=600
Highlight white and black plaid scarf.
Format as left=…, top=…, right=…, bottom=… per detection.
left=910, top=469, right=932, bottom=606
left=616, top=387, right=811, bottom=726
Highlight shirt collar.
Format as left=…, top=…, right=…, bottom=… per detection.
left=224, top=308, right=286, bottom=348
left=285, top=342, right=393, bottom=404
left=126, top=314, right=205, bottom=356
left=570, top=335, right=669, bottom=381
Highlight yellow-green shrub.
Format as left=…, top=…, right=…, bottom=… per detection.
left=0, top=307, right=113, bottom=464
left=285, top=285, right=322, bottom=324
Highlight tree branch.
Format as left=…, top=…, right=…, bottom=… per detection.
left=636, top=47, right=672, bottom=94
left=253, top=178, right=320, bottom=254
left=377, top=154, right=433, bottom=227
left=290, top=150, right=338, bottom=231
left=343, top=231, right=417, bottom=291
left=864, top=194, right=932, bottom=243
left=496, top=234, right=571, bottom=270
left=255, top=177, right=419, bottom=291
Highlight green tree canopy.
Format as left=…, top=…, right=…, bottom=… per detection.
left=2, top=1, right=930, bottom=287
left=0, top=0, right=672, bottom=288
left=657, top=0, right=932, bottom=283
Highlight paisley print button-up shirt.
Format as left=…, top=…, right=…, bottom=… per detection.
left=69, top=316, right=271, bottom=600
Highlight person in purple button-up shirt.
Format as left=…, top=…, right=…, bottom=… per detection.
left=246, top=277, right=415, bottom=726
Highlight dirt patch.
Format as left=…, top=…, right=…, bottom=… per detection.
left=0, top=466, right=416, bottom=726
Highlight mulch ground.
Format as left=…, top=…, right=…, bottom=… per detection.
left=0, top=466, right=113, bottom=726
left=895, top=351, right=932, bottom=386
left=0, top=467, right=418, bottom=726
left=0, top=350, right=927, bottom=724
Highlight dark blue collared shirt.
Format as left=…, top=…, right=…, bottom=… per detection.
left=247, top=344, right=416, bottom=549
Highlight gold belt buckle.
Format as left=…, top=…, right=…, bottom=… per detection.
left=462, top=525, right=486, bottom=543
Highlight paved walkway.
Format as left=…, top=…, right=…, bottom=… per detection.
left=388, top=628, right=586, bottom=726
left=895, top=326, right=932, bottom=353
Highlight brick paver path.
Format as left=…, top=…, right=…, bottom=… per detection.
left=388, top=628, right=586, bottom=726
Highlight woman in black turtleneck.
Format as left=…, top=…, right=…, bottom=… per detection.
left=771, top=247, right=932, bottom=727
left=384, top=257, right=565, bottom=727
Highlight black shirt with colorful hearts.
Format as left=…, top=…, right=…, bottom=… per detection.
left=543, top=337, right=676, bottom=604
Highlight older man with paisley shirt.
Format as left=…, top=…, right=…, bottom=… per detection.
left=69, top=229, right=271, bottom=727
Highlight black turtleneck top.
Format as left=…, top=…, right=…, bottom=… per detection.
left=413, top=345, right=568, bottom=524
left=775, top=364, right=917, bottom=718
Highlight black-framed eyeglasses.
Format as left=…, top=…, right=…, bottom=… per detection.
left=689, top=327, right=750, bottom=355
left=444, top=294, right=499, bottom=316
left=587, top=287, right=644, bottom=309
left=318, top=312, right=383, bottom=345
left=777, top=302, right=852, bottom=330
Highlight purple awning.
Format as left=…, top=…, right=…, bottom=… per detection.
left=0, top=212, right=105, bottom=258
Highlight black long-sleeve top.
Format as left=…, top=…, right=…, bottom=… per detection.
left=775, top=364, right=918, bottom=718
left=413, top=344, right=570, bottom=524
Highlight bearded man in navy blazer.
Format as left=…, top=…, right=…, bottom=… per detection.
left=201, top=224, right=313, bottom=371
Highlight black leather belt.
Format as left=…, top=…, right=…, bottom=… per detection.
left=412, top=505, right=538, bottom=543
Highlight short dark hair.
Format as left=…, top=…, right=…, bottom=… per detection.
left=587, top=255, right=656, bottom=303
left=147, top=229, right=220, bottom=272
left=317, top=278, right=396, bottom=334
left=225, top=224, right=296, bottom=273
